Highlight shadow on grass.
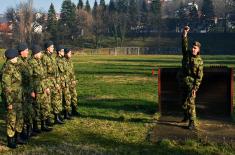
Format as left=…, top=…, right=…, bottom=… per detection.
left=79, top=114, right=153, bottom=124
left=79, top=98, right=157, bottom=115
left=24, top=125, right=204, bottom=155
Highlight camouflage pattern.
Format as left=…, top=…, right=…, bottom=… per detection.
left=41, top=52, right=62, bottom=115
left=18, top=56, right=34, bottom=126
left=28, top=57, right=50, bottom=121
left=57, top=56, right=71, bottom=112
left=1, top=60, right=23, bottom=137
left=179, top=35, right=204, bottom=121
left=65, top=58, right=78, bottom=111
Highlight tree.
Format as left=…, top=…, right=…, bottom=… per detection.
left=128, top=0, right=139, bottom=29
left=47, top=3, right=57, bottom=40
left=108, top=0, right=119, bottom=46
left=85, top=0, right=91, bottom=13
left=92, top=0, right=98, bottom=17
left=76, top=9, right=93, bottom=38
left=189, top=3, right=199, bottom=30
left=150, top=0, right=161, bottom=30
left=59, top=0, right=77, bottom=41
left=116, top=0, right=128, bottom=46
left=77, top=0, right=84, bottom=9
left=5, top=0, right=34, bottom=46
left=100, top=0, right=106, bottom=10
left=201, top=0, right=215, bottom=30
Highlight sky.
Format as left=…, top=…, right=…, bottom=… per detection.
left=0, top=0, right=110, bottom=14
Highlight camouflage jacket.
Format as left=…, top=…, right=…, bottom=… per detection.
left=18, top=56, right=32, bottom=92
left=65, top=58, right=76, bottom=84
left=56, top=56, right=68, bottom=87
left=28, top=57, right=47, bottom=94
left=41, top=51, right=59, bottom=88
left=1, top=60, right=22, bottom=106
left=182, top=36, right=204, bottom=91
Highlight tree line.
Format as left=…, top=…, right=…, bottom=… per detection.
left=2, top=0, right=235, bottom=49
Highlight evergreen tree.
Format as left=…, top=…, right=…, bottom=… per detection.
left=59, top=0, right=77, bottom=40
left=77, top=0, right=84, bottom=9
left=92, top=0, right=98, bottom=18
left=100, top=0, right=106, bottom=10
left=189, top=3, right=199, bottom=29
left=128, top=0, right=139, bottom=28
left=201, top=0, right=214, bottom=20
left=201, top=0, right=214, bottom=30
left=151, top=0, right=161, bottom=29
left=85, top=0, right=91, bottom=12
left=47, top=3, right=57, bottom=40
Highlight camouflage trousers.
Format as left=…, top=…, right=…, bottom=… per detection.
left=51, top=87, right=63, bottom=115
left=36, top=92, right=50, bottom=121
left=62, top=85, right=71, bottom=112
left=22, top=92, right=35, bottom=126
left=70, top=85, right=78, bottom=110
left=181, top=89, right=196, bottom=121
left=6, top=103, right=23, bottom=137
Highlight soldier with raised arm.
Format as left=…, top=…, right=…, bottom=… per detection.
left=179, top=26, right=204, bottom=130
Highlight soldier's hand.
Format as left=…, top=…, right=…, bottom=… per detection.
left=7, top=104, right=13, bottom=110
left=31, top=92, right=36, bottom=98
left=45, top=88, right=50, bottom=95
left=192, top=89, right=196, bottom=97
left=183, top=26, right=190, bottom=37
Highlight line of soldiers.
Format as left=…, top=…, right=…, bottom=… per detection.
left=177, top=26, right=204, bottom=130
left=1, top=41, right=80, bottom=148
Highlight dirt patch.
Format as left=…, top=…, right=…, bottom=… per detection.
left=150, top=116, right=235, bottom=145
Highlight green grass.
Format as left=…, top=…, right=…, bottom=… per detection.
left=0, top=55, right=235, bottom=154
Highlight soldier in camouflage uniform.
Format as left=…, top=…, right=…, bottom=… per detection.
left=56, top=46, right=72, bottom=120
left=41, top=41, right=63, bottom=125
left=17, top=43, right=37, bottom=140
left=64, top=48, right=80, bottom=116
left=28, top=45, right=52, bottom=132
left=178, top=26, right=204, bottom=130
left=1, top=49, right=26, bottom=148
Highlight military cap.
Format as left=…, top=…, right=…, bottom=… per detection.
left=64, top=48, right=71, bottom=54
left=32, top=44, right=42, bottom=55
left=44, top=40, right=54, bottom=49
left=5, top=49, right=19, bottom=59
left=193, top=41, right=201, bottom=48
left=56, top=45, right=65, bottom=53
left=17, top=42, right=28, bottom=52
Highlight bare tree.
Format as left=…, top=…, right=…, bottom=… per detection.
left=5, top=0, right=34, bottom=46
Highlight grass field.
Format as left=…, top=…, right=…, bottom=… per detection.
left=0, top=55, right=234, bottom=155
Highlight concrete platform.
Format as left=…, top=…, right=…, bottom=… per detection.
left=150, top=116, right=235, bottom=145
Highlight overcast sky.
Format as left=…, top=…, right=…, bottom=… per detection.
left=0, top=0, right=110, bottom=14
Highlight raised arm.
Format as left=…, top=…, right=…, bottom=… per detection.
left=182, top=26, right=190, bottom=57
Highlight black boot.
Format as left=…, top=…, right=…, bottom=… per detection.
left=72, top=106, right=80, bottom=117
left=59, top=112, right=64, bottom=121
left=188, top=120, right=197, bottom=130
left=20, top=126, right=29, bottom=141
left=46, top=118, right=54, bottom=126
left=33, top=120, right=41, bottom=133
left=15, top=132, right=27, bottom=145
left=64, top=111, right=73, bottom=120
left=7, top=136, right=17, bottom=149
left=54, top=114, right=65, bottom=124
left=27, top=124, right=37, bottom=137
left=41, top=120, right=53, bottom=132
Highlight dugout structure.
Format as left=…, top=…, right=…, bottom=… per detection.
left=158, top=67, right=234, bottom=117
